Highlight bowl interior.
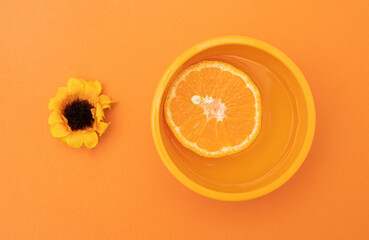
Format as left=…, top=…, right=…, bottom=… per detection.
left=156, top=42, right=310, bottom=195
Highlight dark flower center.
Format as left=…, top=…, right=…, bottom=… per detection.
left=63, top=99, right=94, bottom=131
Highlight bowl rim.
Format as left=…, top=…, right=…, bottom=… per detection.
left=151, top=36, right=316, bottom=201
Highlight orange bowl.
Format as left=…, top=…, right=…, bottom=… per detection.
left=151, top=36, right=315, bottom=201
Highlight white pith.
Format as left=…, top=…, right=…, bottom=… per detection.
left=197, top=96, right=227, bottom=121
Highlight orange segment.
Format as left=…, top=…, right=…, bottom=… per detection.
left=183, top=71, right=205, bottom=96
left=168, top=98, right=203, bottom=126
left=199, top=67, right=221, bottom=96
left=223, top=117, right=256, bottom=146
left=215, top=121, right=231, bottom=147
left=165, top=60, right=261, bottom=158
left=212, top=71, right=232, bottom=99
left=174, top=81, right=197, bottom=101
left=197, top=118, right=220, bottom=152
left=179, top=115, right=207, bottom=142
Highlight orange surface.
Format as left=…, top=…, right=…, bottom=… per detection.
left=0, top=1, right=368, bottom=239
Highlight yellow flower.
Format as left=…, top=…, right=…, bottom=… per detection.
left=48, top=78, right=114, bottom=148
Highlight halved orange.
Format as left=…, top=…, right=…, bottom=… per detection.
left=165, top=61, right=261, bottom=158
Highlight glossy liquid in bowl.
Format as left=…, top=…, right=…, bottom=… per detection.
left=159, top=45, right=309, bottom=193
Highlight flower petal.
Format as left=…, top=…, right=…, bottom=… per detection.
left=61, top=136, right=67, bottom=144
left=99, top=94, right=114, bottom=109
left=67, top=78, right=85, bottom=95
left=95, top=103, right=104, bottom=122
left=83, top=131, right=98, bottom=149
left=96, top=121, right=110, bottom=136
left=50, top=123, right=70, bottom=138
left=62, top=132, right=84, bottom=148
left=48, top=97, right=60, bottom=111
left=55, top=87, right=68, bottom=100
left=87, top=81, right=102, bottom=95
left=84, top=82, right=99, bottom=104
left=49, top=87, right=68, bottom=111
left=48, top=111, right=64, bottom=125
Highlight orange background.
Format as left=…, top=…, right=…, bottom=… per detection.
left=1, top=1, right=369, bottom=239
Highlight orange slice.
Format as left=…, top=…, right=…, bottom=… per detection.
left=165, top=61, right=262, bottom=158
